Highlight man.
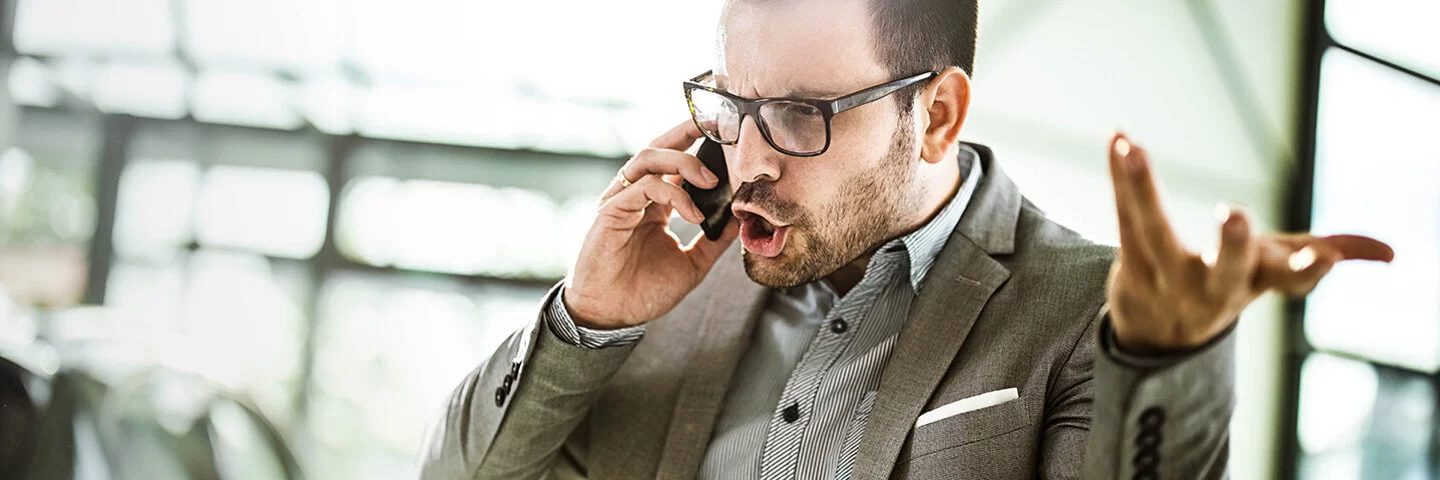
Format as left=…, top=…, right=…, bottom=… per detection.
left=419, top=0, right=1393, bottom=478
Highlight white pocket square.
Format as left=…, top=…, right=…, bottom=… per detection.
left=915, top=387, right=1019, bottom=428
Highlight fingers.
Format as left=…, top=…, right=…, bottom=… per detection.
left=1312, top=234, right=1395, bottom=262
left=1243, top=231, right=1396, bottom=297
left=1253, top=240, right=1341, bottom=296
left=1207, top=205, right=1257, bottom=295
left=1253, top=235, right=1358, bottom=296
left=650, top=120, right=706, bottom=151
left=1108, top=135, right=1148, bottom=271
left=1107, top=133, right=1183, bottom=268
left=622, top=147, right=720, bottom=190
left=600, top=147, right=720, bottom=203
left=599, top=176, right=704, bottom=229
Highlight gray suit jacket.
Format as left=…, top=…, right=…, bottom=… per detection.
left=419, top=145, right=1233, bottom=479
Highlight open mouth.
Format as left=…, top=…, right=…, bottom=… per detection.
left=734, top=208, right=788, bottom=258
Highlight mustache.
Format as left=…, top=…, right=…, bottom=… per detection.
left=734, top=181, right=805, bottom=224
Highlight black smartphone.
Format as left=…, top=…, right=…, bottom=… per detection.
left=682, top=140, right=733, bottom=241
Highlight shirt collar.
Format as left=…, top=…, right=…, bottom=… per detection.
left=882, top=143, right=984, bottom=292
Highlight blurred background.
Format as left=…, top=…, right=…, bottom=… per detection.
left=0, top=0, right=1433, bottom=479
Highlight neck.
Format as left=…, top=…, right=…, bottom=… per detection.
left=823, top=147, right=963, bottom=296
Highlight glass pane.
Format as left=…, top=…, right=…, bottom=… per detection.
left=307, top=271, right=545, bottom=480
left=106, top=259, right=186, bottom=330
left=338, top=140, right=617, bottom=278
left=194, top=165, right=329, bottom=259
left=341, top=0, right=723, bottom=155
left=102, top=247, right=312, bottom=426
left=191, top=71, right=303, bottom=130
left=92, top=60, right=190, bottom=119
left=113, top=160, right=202, bottom=262
left=352, top=83, right=633, bottom=157
left=106, top=250, right=311, bottom=428
left=13, top=0, right=176, bottom=56
left=1305, top=48, right=1440, bottom=372
left=299, top=74, right=358, bottom=135
left=1326, top=0, right=1440, bottom=80
left=1297, top=353, right=1435, bottom=479
left=336, top=176, right=587, bottom=278
left=8, top=57, right=62, bottom=108
left=181, top=0, right=344, bottom=72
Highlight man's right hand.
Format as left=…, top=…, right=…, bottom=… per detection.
left=562, top=121, right=741, bottom=330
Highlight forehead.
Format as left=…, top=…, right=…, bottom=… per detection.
left=717, top=0, right=889, bottom=97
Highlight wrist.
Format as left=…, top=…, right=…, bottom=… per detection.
left=1109, top=312, right=1214, bottom=356
left=1112, top=329, right=1194, bottom=356
left=561, top=287, right=629, bottom=330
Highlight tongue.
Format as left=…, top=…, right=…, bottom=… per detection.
left=740, top=216, right=787, bottom=258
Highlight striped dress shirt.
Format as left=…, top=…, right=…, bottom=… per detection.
left=545, top=146, right=983, bottom=479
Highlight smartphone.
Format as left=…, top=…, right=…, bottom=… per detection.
left=682, top=140, right=733, bottom=241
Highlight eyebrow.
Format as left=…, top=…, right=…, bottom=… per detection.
left=713, top=76, right=847, bottom=100
left=781, top=87, right=847, bottom=99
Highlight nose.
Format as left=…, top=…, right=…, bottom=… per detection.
left=727, top=115, right=782, bottom=187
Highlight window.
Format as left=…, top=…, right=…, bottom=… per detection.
left=3, top=1, right=721, bottom=478
left=1288, top=0, right=1440, bottom=477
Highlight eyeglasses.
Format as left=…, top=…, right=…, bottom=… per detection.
left=683, top=70, right=938, bottom=157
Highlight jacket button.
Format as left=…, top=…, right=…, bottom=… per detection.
left=1136, top=429, right=1161, bottom=449
left=830, top=319, right=849, bottom=334
left=502, top=374, right=514, bottom=391
left=1139, top=407, right=1165, bottom=427
left=1132, top=450, right=1159, bottom=469
left=782, top=403, right=800, bottom=423
left=494, top=386, right=507, bottom=407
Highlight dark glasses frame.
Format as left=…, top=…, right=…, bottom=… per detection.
left=683, top=70, right=939, bottom=157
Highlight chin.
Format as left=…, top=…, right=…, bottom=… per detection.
left=741, top=251, right=799, bottom=288
left=741, top=248, right=827, bottom=288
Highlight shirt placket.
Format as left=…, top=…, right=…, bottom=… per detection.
left=757, top=249, right=906, bottom=480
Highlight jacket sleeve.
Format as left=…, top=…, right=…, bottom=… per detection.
left=417, top=284, right=638, bottom=479
left=1083, top=306, right=1235, bottom=479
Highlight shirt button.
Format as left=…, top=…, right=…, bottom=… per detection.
left=782, top=402, right=800, bottom=423
left=830, top=318, right=848, bottom=334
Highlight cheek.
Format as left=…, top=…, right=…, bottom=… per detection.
left=785, top=164, right=861, bottom=224
left=789, top=122, right=889, bottom=205
left=828, top=104, right=896, bottom=155
left=782, top=162, right=838, bottom=205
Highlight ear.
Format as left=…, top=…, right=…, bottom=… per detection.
left=916, top=67, right=971, bottom=164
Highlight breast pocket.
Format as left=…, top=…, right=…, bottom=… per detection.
left=906, top=394, right=1033, bottom=459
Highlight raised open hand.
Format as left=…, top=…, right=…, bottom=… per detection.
left=1104, top=133, right=1395, bottom=353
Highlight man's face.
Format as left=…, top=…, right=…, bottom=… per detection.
left=718, top=0, right=926, bottom=287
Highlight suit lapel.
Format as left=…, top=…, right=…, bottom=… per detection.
left=655, top=244, right=769, bottom=478
left=852, top=144, right=1023, bottom=479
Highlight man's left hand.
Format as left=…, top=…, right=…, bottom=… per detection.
left=1103, top=133, right=1395, bottom=354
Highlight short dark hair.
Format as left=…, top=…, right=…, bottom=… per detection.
left=723, top=0, right=978, bottom=112
left=868, top=0, right=979, bottom=110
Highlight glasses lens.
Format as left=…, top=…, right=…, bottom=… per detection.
left=759, top=101, right=826, bottom=154
left=688, top=89, right=741, bottom=142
